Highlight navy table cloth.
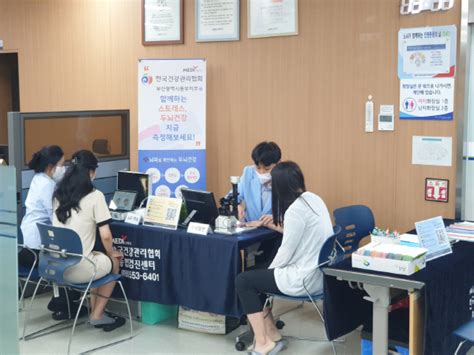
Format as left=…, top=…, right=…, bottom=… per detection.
left=108, top=222, right=281, bottom=317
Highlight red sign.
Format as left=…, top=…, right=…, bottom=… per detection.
left=425, top=178, right=449, bottom=203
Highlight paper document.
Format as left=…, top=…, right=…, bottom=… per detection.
left=415, top=216, right=452, bottom=261
left=446, top=221, right=474, bottom=242
left=412, top=136, right=452, bottom=166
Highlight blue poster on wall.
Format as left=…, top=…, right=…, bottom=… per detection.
left=138, top=59, right=207, bottom=197
left=398, top=25, right=456, bottom=79
left=398, top=25, right=456, bottom=121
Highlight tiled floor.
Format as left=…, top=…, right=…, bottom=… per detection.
left=18, top=293, right=362, bottom=354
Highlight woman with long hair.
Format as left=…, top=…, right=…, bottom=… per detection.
left=19, top=145, right=82, bottom=320
left=235, top=161, right=333, bottom=355
left=53, top=150, right=125, bottom=331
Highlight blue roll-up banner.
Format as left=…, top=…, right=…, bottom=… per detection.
left=138, top=59, right=206, bottom=197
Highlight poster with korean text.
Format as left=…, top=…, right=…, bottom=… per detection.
left=138, top=59, right=206, bottom=198
left=398, top=25, right=456, bottom=79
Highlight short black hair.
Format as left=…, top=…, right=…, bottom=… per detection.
left=251, top=141, right=281, bottom=167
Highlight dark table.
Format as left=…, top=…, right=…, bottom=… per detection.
left=323, top=231, right=474, bottom=355
left=109, top=222, right=281, bottom=317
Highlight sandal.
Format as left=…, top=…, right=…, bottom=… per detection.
left=100, top=314, right=126, bottom=332
left=248, top=337, right=287, bottom=351
left=90, top=312, right=126, bottom=332
left=249, top=340, right=284, bottom=355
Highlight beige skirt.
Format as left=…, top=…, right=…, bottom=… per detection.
left=64, top=251, right=113, bottom=284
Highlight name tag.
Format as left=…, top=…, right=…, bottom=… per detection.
left=187, top=222, right=213, bottom=236
left=125, top=212, right=142, bottom=225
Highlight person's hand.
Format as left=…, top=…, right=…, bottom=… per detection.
left=109, top=250, right=124, bottom=259
left=259, top=215, right=283, bottom=233
left=245, top=220, right=264, bottom=228
left=259, top=214, right=273, bottom=226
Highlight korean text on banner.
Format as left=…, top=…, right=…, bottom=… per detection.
left=138, top=59, right=207, bottom=198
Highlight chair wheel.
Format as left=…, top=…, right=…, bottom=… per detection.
left=276, top=320, right=285, bottom=329
left=235, top=341, right=246, bottom=351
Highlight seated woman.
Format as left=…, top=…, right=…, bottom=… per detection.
left=53, top=150, right=125, bottom=331
left=235, top=161, right=333, bottom=355
left=20, top=145, right=65, bottom=266
left=19, top=145, right=81, bottom=319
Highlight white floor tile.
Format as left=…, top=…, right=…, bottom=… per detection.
left=19, top=293, right=362, bottom=355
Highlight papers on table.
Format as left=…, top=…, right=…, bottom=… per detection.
left=446, top=222, right=474, bottom=242
left=415, top=216, right=452, bottom=261
left=399, top=233, right=421, bottom=247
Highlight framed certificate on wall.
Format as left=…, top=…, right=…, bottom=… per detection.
left=142, top=0, right=184, bottom=45
left=248, top=0, right=298, bottom=39
left=195, top=0, right=240, bottom=42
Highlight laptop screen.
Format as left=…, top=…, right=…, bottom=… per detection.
left=109, top=190, right=138, bottom=212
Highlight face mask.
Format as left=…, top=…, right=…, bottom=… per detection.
left=256, top=171, right=271, bottom=185
left=52, top=165, right=66, bottom=183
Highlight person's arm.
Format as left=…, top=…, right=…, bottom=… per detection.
left=259, top=215, right=283, bottom=233
left=43, top=184, right=56, bottom=223
left=94, top=192, right=122, bottom=259
left=269, top=208, right=305, bottom=269
left=98, top=224, right=122, bottom=258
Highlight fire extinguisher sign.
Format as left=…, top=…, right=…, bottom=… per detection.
left=425, top=178, right=449, bottom=203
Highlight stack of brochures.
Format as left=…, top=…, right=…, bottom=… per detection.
left=352, top=242, right=428, bottom=275
left=446, top=222, right=474, bottom=242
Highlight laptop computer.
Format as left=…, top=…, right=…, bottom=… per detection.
left=109, top=190, right=138, bottom=221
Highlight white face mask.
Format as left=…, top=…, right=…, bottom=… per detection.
left=52, top=165, right=66, bottom=183
left=256, top=171, right=271, bottom=185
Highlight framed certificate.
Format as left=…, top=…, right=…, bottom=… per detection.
left=142, top=0, right=184, bottom=45
left=195, top=0, right=240, bottom=42
left=248, top=0, right=298, bottom=39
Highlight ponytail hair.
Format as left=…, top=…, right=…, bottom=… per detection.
left=28, top=145, right=64, bottom=173
left=54, top=150, right=98, bottom=224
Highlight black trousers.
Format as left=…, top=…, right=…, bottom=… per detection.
left=235, top=269, right=285, bottom=315
left=18, top=248, right=40, bottom=269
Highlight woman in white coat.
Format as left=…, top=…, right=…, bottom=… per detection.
left=19, top=145, right=85, bottom=320
left=19, top=145, right=65, bottom=265
left=235, top=161, right=333, bottom=355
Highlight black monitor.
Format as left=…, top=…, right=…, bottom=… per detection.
left=117, top=171, right=151, bottom=209
left=181, top=189, right=219, bottom=226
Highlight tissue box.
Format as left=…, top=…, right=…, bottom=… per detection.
left=352, top=242, right=427, bottom=275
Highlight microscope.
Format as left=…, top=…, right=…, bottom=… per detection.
left=215, top=176, right=240, bottom=233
